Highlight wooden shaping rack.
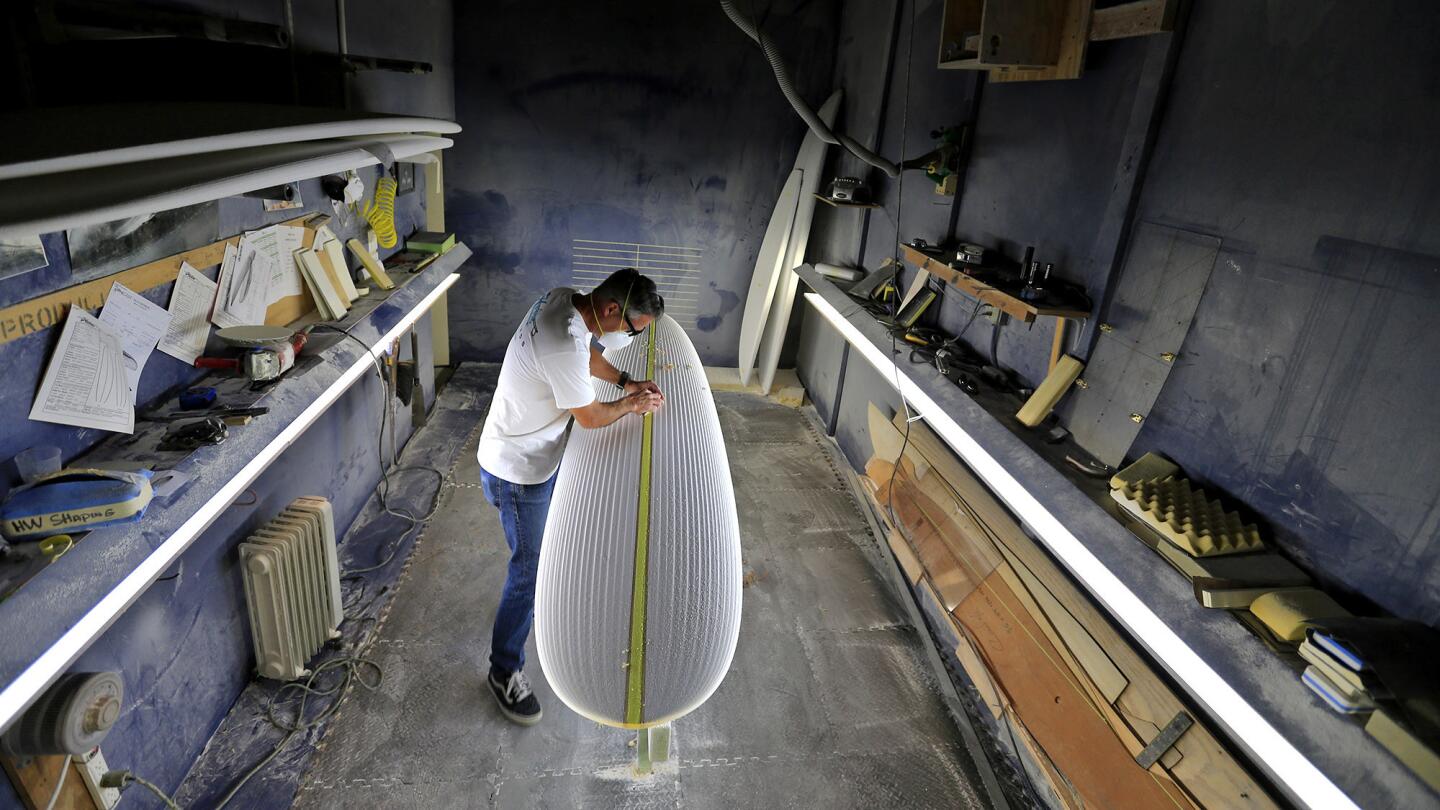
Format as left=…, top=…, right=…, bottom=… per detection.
left=899, top=243, right=1089, bottom=372
left=899, top=243, right=1090, bottom=323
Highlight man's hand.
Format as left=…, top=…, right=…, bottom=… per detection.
left=624, top=389, right=664, bottom=415
left=624, top=379, right=664, bottom=399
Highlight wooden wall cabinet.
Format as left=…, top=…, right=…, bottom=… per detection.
left=940, top=0, right=1177, bottom=82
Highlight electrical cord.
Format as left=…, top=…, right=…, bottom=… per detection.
left=43, top=757, right=68, bottom=810
left=99, top=769, right=181, bottom=809
left=306, top=325, right=448, bottom=577
left=211, top=324, right=448, bottom=807
left=211, top=654, right=383, bottom=809
left=720, top=0, right=900, bottom=176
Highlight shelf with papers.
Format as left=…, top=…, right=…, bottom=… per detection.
left=0, top=245, right=468, bottom=733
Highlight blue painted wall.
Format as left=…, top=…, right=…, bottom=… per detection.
left=1124, top=1, right=1440, bottom=626
left=444, top=0, right=839, bottom=365
left=801, top=0, right=1440, bottom=631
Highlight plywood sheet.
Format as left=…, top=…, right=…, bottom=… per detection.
left=955, top=572, right=1193, bottom=810
left=899, top=413, right=1277, bottom=809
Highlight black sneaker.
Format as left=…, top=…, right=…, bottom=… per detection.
left=488, top=668, right=542, bottom=726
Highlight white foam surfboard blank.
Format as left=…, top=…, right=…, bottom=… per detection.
left=754, top=89, right=842, bottom=395
left=536, top=315, right=742, bottom=729
left=737, top=168, right=802, bottom=386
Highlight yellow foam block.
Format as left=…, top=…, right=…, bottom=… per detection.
left=1110, top=451, right=1180, bottom=490
left=1113, top=477, right=1265, bottom=557
left=1016, top=355, right=1083, bottom=427
left=1249, top=588, right=1351, bottom=642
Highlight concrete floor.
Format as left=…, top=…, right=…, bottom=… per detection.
left=292, top=383, right=992, bottom=808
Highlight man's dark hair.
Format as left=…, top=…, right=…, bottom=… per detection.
left=593, top=267, right=664, bottom=319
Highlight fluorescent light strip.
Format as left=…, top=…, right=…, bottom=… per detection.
left=802, top=291, right=1357, bottom=810
left=0, top=273, right=460, bottom=732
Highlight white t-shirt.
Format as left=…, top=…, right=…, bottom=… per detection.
left=477, top=288, right=597, bottom=484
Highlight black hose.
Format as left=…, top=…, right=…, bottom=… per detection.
left=720, top=0, right=900, bottom=177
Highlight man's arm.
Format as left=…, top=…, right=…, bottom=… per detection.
left=570, top=390, right=662, bottom=429
left=590, top=345, right=664, bottom=398
left=589, top=345, right=624, bottom=387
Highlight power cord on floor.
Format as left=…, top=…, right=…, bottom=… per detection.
left=211, top=653, right=383, bottom=809
left=100, top=769, right=181, bottom=809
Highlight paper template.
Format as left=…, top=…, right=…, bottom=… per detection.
left=212, top=238, right=277, bottom=328
left=98, top=282, right=172, bottom=402
left=244, top=225, right=306, bottom=300
left=158, top=262, right=218, bottom=365
left=29, top=307, right=135, bottom=434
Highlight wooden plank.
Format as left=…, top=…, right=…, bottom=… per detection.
left=1090, top=0, right=1176, bottom=41
left=424, top=151, right=451, bottom=367
left=869, top=458, right=984, bottom=610
left=1006, top=707, right=1086, bottom=810
left=955, top=571, right=1194, bottom=809
left=884, top=526, right=925, bottom=583
left=988, top=0, right=1094, bottom=82
left=1, top=755, right=93, bottom=810
left=899, top=243, right=1091, bottom=323
left=996, top=541, right=1128, bottom=703
left=898, top=413, right=1280, bottom=809
left=955, top=632, right=1006, bottom=719
left=0, top=214, right=314, bottom=347
left=1049, top=317, right=1068, bottom=372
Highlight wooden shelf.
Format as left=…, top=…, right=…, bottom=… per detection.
left=900, top=243, right=1090, bottom=323
left=812, top=193, right=881, bottom=209
left=939, top=0, right=1176, bottom=82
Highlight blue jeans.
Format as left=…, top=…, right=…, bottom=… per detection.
left=480, top=467, right=557, bottom=675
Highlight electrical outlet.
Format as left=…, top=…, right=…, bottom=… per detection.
left=74, top=747, right=121, bottom=809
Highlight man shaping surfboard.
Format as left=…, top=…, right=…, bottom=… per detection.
left=477, top=267, right=666, bottom=725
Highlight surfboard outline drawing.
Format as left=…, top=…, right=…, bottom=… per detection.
left=536, top=314, right=743, bottom=729
left=744, top=89, right=842, bottom=392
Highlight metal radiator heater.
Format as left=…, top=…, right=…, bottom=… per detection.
left=238, top=496, right=344, bottom=680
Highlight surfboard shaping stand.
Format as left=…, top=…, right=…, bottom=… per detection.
left=536, top=315, right=743, bottom=754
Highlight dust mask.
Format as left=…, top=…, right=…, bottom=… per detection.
left=597, top=330, right=633, bottom=351
left=591, top=279, right=638, bottom=351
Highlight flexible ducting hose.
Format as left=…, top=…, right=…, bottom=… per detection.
left=720, top=0, right=900, bottom=177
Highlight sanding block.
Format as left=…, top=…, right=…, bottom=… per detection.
left=1110, top=451, right=1179, bottom=490
left=1156, top=544, right=1310, bottom=586
left=0, top=468, right=153, bottom=540
left=1194, top=580, right=1309, bottom=610
left=1299, top=638, right=1367, bottom=693
left=1250, top=588, right=1351, bottom=642
left=1112, top=477, right=1265, bottom=557
left=1303, top=665, right=1375, bottom=714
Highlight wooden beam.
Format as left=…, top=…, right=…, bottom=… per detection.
left=1090, top=0, right=1177, bottom=41
left=423, top=150, right=451, bottom=367
left=2, top=755, right=95, bottom=810
left=1049, top=318, right=1068, bottom=373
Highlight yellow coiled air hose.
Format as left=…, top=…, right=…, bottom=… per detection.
left=364, top=175, right=399, bottom=248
